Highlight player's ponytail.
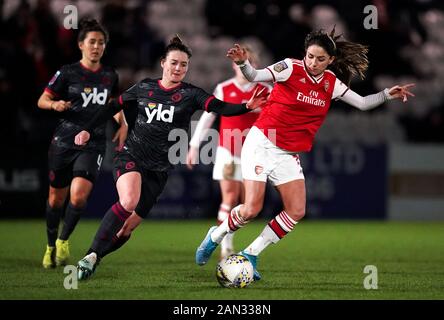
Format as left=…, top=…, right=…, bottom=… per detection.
left=305, top=26, right=369, bottom=86
left=78, top=18, right=109, bottom=43
left=162, top=34, right=192, bottom=59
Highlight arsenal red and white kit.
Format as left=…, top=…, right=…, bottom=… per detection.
left=255, top=58, right=345, bottom=152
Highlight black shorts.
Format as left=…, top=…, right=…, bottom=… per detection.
left=48, top=144, right=104, bottom=188
left=113, top=150, right=168, bottom=218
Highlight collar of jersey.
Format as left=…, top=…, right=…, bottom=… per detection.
left=302, top=58, right=324, bottom=84
left=158, top=79, right=182, bottom=91
left=79, top=62, right=103, bottom=73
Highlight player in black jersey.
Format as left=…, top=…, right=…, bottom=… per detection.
left=37, top=19, right=128, bottom=269
left=74, top=35, right=268, bottom=280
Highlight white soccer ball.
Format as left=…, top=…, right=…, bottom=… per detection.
left=216, top=254, right=254, bottom=288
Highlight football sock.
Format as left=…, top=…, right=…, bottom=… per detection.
left=101, top=234, right=131, bottom=257
left=221, top=232, right=234, bottom=249
left=244, top=211, right=298, bottom=256
left=46, top=201, right=63, bottom=247
left=59, top=202, right=84, bottom=241
left=90, top=202, right=131, bottom=258
left=211, top=205, right=247, bottom=243
left=217, top=203, right=231, bottom=224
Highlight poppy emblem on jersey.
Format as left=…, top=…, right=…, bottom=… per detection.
left=125, top=161, right=135, bottom=170
left=84, top=87, right=92, bottom=94
left=324, top=80, right=330, bottom=92
left=171, top=92, right=182, bottom=103
left=273, top=61, right=288, bottom=73
left=147, top=103, right=156, bottom=109
left=255, top=165, right=264, bottom=175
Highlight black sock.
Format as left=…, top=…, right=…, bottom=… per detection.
left=102, top=234, right=131, bottom=257
left=46, top=202, right=63, bottom=247
left=90, top=202, right=131, bottom=258
left=59, top=202, right=84, bottom=241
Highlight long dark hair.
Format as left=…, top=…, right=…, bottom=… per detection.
left=162, top=35, right=192, bottom=59
left=304, top=26, right=369, bottom=85
left=77, top=18, right=109, bottom=43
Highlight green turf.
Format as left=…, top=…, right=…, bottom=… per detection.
left=0, top=219, right=443, bottom=300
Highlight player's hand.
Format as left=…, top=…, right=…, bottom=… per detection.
left=116, top=212, right=143, bottom=238
left=112, top=123, right=128, bottom=151
left=186, top=146, right=199, bottom=170
left=246, top=87, right=269, bottom=110
left=388, top=83, right=415, bottom=102
left=51, top=100, right=71, bottom=112
left=227, top=44, right=248, bottom=65
left=74, top=130, right=91, bottom=146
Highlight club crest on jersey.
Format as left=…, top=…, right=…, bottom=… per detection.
left=273, top=61, right=288, bottom=73
left=324, top=80, right=330, bottom=92
left=171, top=92, right=182, bottom=102
left=145, top=104, right=175, bottom=123
left=81, top=88, right=108, bottom=107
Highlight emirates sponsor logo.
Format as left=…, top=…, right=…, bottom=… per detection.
left=296, top=90, right=326, bottom=107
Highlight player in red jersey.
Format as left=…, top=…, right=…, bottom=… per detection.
left=196, top=28, right=415, bottom=280
left=186, top=46, right=272, bottom=259
left=37, top=19, right=127, bottom=269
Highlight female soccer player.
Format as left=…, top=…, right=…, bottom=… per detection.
left=195, top=28, right=415, bottom=281
left=186, top=45, right=272, bottom=259
left=38, top=19, right=128, bottom=268
left=73, top=36, right=269, bottom=280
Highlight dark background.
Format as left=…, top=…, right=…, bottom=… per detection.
left=0, top=0, right=443, bottom=220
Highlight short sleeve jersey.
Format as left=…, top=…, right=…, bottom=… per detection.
left=45, top=62, right=119, bottom=152
left=213, top=79, right=272, bottom=156
left=254, top=58, right=337, bottom=152
left=118, top=78, right=214, bottom=171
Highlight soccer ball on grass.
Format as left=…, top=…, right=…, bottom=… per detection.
left=216, top=254, right=254, bottom=288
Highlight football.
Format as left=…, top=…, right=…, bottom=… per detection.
left=216, top=254, right=254, bottom=288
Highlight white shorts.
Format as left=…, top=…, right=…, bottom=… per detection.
left=212, top=146, right=243, bottom=182
left=241, top=126, right=305, bottom=186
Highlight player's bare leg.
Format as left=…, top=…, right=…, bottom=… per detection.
left=242, top=179, right=305, bottom=279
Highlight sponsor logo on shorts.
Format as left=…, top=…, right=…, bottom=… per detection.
left=255, top=165, right=263, bottom=175
left=125, top=161, right=135, bottom=170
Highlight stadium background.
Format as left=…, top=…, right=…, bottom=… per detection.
left=1, top=0, right=442, bottom=221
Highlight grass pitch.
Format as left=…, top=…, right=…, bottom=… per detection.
left=0, top=219, right=443, bottom=300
